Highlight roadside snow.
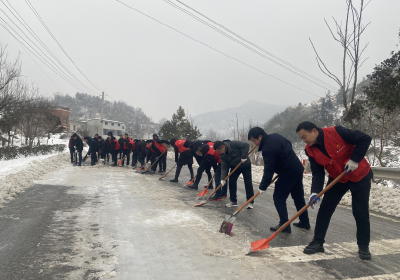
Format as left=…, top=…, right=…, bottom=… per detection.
left=0, top=153, right=69, bottom=209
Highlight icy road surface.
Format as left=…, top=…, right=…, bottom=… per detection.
left=0, top=154, right=399, bottom=279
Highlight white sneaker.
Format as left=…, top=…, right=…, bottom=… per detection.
left=225, top=201, right=238, bottom=207
left=247, top=203, right=254, bottom=209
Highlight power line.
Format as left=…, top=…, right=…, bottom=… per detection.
left=114, top=0, right=323, bottom=98
left=25, top=0, right=103, bottom=93
left=1, top=0, right=100, bottom=96
left=165, top=0, right=337, bottom=92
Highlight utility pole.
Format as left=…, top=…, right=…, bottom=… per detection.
left=100, top=91, right=104, bottom=136
left=147, top=117, right=151, bottom=139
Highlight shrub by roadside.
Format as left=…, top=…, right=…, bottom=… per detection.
left=0, top=144, right=66, bottom=161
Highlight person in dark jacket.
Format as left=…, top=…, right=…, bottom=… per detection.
left=84, top=136, right=98, bottom=166
left=108, top=131, right=120, bottom=166
left=118, top=135, right=124, bottom=159
left=169, top=139, right=194, bottom=182
left=71, top=133, right=83, bottom=166
left=135, top=140, right=147, bottom=169
left=131, top=139, right=139, bottom=168
left=97, top=136, right=106, bottom=161
left=105, top=136, right=112, bottom=164
left=187, top=140, right=213, bottom=190
left=248, top=127, right=310, bottom=233
left=214, top=140, right=254, bottom=208
left=121, top=133, right=133, bottom=167
left=198, top=142, right=228, bottom=200
left=152, top=134, right=170, bottom=172
left=68, top=137, right=75, bottom=163
left=296, top=121, right=373, bottom=260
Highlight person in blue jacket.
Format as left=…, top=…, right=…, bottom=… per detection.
left=84, top=136, right=98, bottom=166
left=248, top=127, right=310, bottom=233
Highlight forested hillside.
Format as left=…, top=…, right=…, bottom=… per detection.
left=53, top=93, right=150, bottom=136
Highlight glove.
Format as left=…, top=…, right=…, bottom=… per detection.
left=220, top=180, right=226, bottom=186
left=308, top=193, right=320, bottom=209
left=344, top=159, right=358, bottom=174
left=241, top=158, right=247, bottom=163
left=258, top=189, right=266, bottom=194
left=156, top=157, right=159, bottom=161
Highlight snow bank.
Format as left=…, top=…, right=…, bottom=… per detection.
left=0, top=153, right=69, bottom=209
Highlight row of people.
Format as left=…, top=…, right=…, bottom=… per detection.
left=68, top=121, right=373, bottom=260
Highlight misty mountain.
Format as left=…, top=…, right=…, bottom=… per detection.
left=193, top=101, right=287, bottom=139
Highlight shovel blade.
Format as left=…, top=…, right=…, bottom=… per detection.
left=249, top=233, right=276, bottom=253
left=194, top=200, right=207, bottom=207
left=186, top=180, right=194, bottom=186
left=197, top=190, right=209, bottom=197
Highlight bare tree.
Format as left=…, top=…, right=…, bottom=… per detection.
left=310, top=0, right=371, bottom=128
left=0, top=45, right=22, bottom=112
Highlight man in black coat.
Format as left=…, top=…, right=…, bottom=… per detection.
left=169, top=139, right=194, bottom=183
left=108, top=131, right=120, bottom=167
left=118, top=134, right=124, bottom=159
left=187, top=140, right=213, bottom=190
left=152, top=134, right=170, bottom=172
left=131, top=139, right=139, bottom=168
left=68, top=137, right=75, bottom=163
left=71, top=133, right=83, bottom=166
left=97, top=136, right=106, bottom=161
left=248, top=127, right=310, bottom=233
left=135, top=140, right=147, bottom=169
left=84, top=136, right=98, bottom=166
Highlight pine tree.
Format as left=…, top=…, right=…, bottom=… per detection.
left=159, top=106, right=202, bottom=140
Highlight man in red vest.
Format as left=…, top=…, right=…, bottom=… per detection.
left=152, top=134, right=170, bottom=172
left=107, top=131, right=120, bottom=167
left=296, top=121, right=373, bottom=260
left=169, top=139, right=194, bottom=182
left=122, top=133, right=133, bottom=167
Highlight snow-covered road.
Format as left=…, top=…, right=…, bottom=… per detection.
left=0, top=154, right=399, bottom=279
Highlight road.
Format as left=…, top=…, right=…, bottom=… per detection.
left=0, top=154, right=399, bottom=279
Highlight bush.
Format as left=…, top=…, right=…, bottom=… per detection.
left=0, top=144, right=66, bottom=161
left=59, top=133, right=69, bottom=139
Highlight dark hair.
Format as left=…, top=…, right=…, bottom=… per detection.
left=170, top=139, right=177, bottom=146
left=214, top=141, right=224, bottom=150
left=84, top=136, right=90, bottom=141
left=185, top=140, right=193, bottom=148
left=145, top=140, right=153, bottom=143
left=72, top=133, right=78, bottom=137
left=95, top=134, right=99, bottom=136
left=296, top=121, right=318, bottom=133
left=200, top=144, right=210, bottom=155
left=98, top=136, right=103, bottom=139
left=124, top=133, right=128, bottom=136
left=107, top=131, right=113, bottom=136
left=247, top=127, right=265, bottom=140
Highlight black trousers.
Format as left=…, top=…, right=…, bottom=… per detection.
left=157, top=152, right=167, bottom=171
left=122, top=149, right=130, bottom=166
left=111, top=150, right=118, bottom=166
left=150, top=154, right=157, bottom=171
left=90, top=152, right=97, bottom=166
left=174, top=164, right=194, bottom=180
left=69, top=148, right=74, bottom=162
left=314, top=181, right=371, bottom=247
left=273, top=173, right=309, bottom=224
left=194, top=159, right=212, bottom=185
left=228, top=164, right=254, bottom=203
left=131, top=151, right=138, bottom=167
left=137, top=152, right=146, bottom=167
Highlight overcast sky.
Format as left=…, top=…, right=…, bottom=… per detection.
left=1, top=0, right=399, bottom=121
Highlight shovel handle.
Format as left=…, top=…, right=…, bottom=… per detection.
left=161, top=163, right=177, bottom=177
left=208, top=145, right=258, bottom=198
left=205, top=173, right=216, bottom=189
left=274, top=171, right=346, bottom=236
left=149, top=145, right=170, bottom=169
left=233, top=175, right=279, bottom=216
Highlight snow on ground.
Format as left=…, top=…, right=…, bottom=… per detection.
left=0, top=153, right=68, bottom=209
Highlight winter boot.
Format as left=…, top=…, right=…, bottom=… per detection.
left=158, top=170, right=164, bottom=173
left=204, top=184, right=214, bottom=189
left=247, top=202, right=254, bottom=209
left=293, top=220, right=311, bottom=230
left=358, top=245, right=371, bottom=260
left=303, top=239, right=324, bottom=254
left=170, top=178, right=179, bottom=182
left=225, top=201, right=238, bottom=207
left=270, top=223, right=291, bottom=233
left=209, top=194, right=222, bottom=201
left=188, top=183, right=199, bottom=190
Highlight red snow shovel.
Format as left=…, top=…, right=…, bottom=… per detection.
left=249, top=171, right=347, bottom=253
left=197, top=173, right=216, bottom=198
left=195, top=145, right=258, bottom=207
left=117, top=156, right=126, bottom=166
left=159, top=163, right=177, bottom=180
left=220, top=175, right=279, bottom=235
left=186, top=176, right=197, bottom=186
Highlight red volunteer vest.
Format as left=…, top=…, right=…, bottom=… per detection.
left=205, top=142, right=221, bottom=163
left=111, top=139, right=120, bottom=150
left=146, top=144, right=157, bottom=154
left=123, top=138, right=132, bottom=149
left=175, top=140, right=188, bottom=154
left=305, top=127, right=370, bottom=183
left=129, top=139, right=135, bottom=151
left=69, top=138, right=72, bottom=147
left=153, top=141, right=167, bottom=153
